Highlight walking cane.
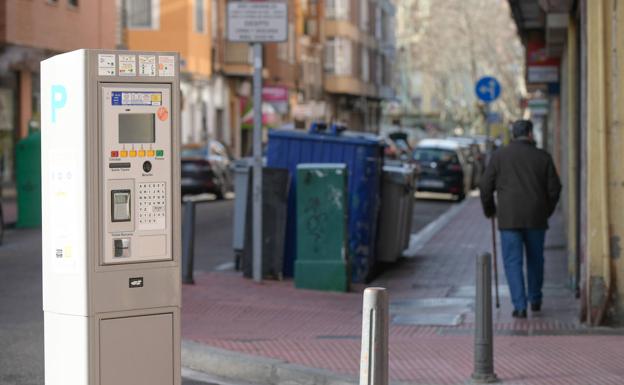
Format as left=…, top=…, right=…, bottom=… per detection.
left=491, top=217, right=500, bottom=308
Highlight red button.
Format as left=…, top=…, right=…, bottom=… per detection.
left=111, top=151, right=119, bottom=157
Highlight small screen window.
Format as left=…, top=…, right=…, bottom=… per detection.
left=119, top=113, right=155, bottom=143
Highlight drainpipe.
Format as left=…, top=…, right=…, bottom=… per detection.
left=586, top=0, right=612, bottom=326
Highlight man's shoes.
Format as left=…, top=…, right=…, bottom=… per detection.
left=531, top=302, right=542, bottom=312
left=512, top=309, right=527, bottom=318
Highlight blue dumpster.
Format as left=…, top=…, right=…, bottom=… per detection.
left=267, top=129, right=383, bottom=283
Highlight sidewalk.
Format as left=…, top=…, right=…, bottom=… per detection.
left=182, top=198, right=624, bottom=385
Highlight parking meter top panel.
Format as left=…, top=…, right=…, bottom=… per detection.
left=102, top=84, right=173, bottom=265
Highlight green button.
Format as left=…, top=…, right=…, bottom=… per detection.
left=156, top=150, right=164, bottom=157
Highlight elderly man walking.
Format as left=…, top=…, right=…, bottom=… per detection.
left=479, top=120, right=562, bottom=318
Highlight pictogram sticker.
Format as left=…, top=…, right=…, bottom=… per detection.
left=157, top=106, right=169, bottom=121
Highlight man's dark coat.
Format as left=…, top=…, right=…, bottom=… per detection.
left=480, top=139, right=562, bottom=229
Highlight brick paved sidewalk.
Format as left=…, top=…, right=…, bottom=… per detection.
left=182, top=198, right=624, bottom=385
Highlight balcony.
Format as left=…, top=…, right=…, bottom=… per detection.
left=223, top=42, right=252, bottom=76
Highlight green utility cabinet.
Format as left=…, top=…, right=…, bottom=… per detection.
left=295, top=164, right=349, bottom=292
left=16, top=130, right=41, bottom=228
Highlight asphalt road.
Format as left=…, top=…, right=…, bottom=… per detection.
left=0, top=195, right=454, bottom=385
left=189, top=195, right=454, bottom=273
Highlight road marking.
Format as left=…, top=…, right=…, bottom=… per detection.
left=213, top=262, right=235, bottom=272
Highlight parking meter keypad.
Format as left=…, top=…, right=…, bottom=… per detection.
left=137, top=182, right=166, bottom=230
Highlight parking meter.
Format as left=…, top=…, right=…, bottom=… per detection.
left=41, top=50, right=181, bottom=385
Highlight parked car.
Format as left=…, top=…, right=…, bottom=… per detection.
left=413, top=139, right=472, bottom=200
left=383, top=132, right=412, bottom=162
left=181, top=140, right=233, bottom=199
left=446, top=136, right=484, bottom=189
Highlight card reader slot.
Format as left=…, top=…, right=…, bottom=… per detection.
left=109, top=162, right=131, bottom=169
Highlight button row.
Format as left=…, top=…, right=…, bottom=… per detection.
left=111, top=150, right=164, bottom=158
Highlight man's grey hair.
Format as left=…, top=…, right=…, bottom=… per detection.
left=512, top=120, right=533, bottom=139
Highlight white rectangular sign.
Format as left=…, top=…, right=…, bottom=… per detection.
left=528, top=66, right=559, bottom=84
left=227, top=1, right=288, bottom=42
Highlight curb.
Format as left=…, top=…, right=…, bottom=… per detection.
left=182, top=340, right=421, bottom=385
left=402, top=197, right=471, bottom=258
left=182, top=340, right=359, bottom=385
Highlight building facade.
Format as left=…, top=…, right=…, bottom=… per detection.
left=122, top=0, right=219, bottom=147
left=510, top=0, right=624, bottom=325
left=0, top=0, right=116, bottom=183
left=322, top=0, right=396, bottom=133
left=122, top=0, right=396, bottom=156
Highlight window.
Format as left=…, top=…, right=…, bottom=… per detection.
left=324, top=40, right=336, bottom=73
left=361, top=48, right=369, bottom=82
left=211, top=0, right=218, bottom=41
left=195, top=0, right=206, bottom=33
left=126, top=0, right=160, bottom=29
left=278, top=43, right=288, bottom=61
left=360, top=0, right=369, bottom=31
left=309, top=0, right=318, bottom=17
left=376, top=54, right=383, bottom=85
left=326, top=0, right=349, bottom=20
left=324, top=38, right=352, bottom=76
left=375, top=6, right=382, bottom=39
left=288, top=23, right=295, bottom=64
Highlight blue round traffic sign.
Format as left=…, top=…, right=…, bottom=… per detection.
left=475, top=76, right=501, bottom=103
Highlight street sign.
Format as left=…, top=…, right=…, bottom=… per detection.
left=227, top=1, right=288, bottom=43
left=475, top=76, right=501, bottom=103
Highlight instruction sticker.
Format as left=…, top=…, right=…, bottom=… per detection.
left=98, top=54, right=116, bottom=76
left=112, top=91, right=162, bottom=106
left=158, top=56, right=175, bottom=77
left=118, top=54, right=137, bottom=76
left=139, top=55, right=156, bottom=76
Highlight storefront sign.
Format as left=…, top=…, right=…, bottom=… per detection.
left=262, top=86, right=288, bottom=102
left=526, top=41, right=560, bottom=84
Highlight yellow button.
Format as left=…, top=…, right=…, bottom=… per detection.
left=138, top=150, right=145, bottom=157
left=147, top=150, right=155, bottom=157
left=129, top=150, right=137, bottom=157
left=120, top=150, right=128, bottom=157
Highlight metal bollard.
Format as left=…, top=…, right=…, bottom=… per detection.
left=359, top=287, right=389, bottom=385
left=471, top=253, right=499, bottom=383
left=181, top=199, right=196, bottom=284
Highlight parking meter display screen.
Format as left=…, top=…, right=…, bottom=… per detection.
left=119, top=113, right=156, bottom=143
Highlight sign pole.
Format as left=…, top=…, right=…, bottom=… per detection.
left=485, top=102, right=492, bottom=160
left=475, top=76, right=501, bottom=162
left=252, top=42, right=263, bottom=283
left=227, top=1, right=287, bottom=284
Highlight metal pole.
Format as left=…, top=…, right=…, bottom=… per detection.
left=182, top=200, right=196, bottom=285
left=471, top=253, right=498, bottom=384
left=252, top=42, right=263, bottom=283
left=359, top=287, right=389, bottom=385
left=490, top=218, right=500, bottom=308
left=485, top=102, right=493, bottom=162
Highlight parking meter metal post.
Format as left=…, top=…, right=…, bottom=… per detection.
left=41, top=49, right=181, bottom=385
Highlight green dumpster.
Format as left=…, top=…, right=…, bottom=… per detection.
left=295, top=164, right=349, bottom=292
left=16, top=130, right=41, bottom=228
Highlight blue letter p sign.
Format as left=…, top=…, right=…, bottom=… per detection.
left=51, top=85, right=67, bottom=123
